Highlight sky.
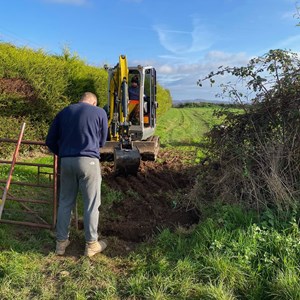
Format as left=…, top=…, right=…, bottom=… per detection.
left=0, top=0, right=299, bottom=101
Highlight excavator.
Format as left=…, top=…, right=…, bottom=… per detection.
left=100, top=55, right=159, bottom=175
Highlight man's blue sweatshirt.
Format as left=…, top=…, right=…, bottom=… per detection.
left=46, top=102, right=108, bottom=159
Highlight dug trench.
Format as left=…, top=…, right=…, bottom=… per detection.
left=0, top=149, right=200, bottom=258
left=93, top=149, right=200, bottom=255
left=0, top=78, right=200, bottom=256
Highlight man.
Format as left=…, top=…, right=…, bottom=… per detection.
left=128, top=76, right=140, bottom=124
left=128, top=75, right=140, bottom=100
left=46, top=92, right=108, bottom=257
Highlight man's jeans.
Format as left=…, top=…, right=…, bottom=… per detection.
left=56, top=157, right=101, bottom=242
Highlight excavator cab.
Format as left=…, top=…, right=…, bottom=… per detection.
left=127, top=67, right=157, bottom=140
left=100, top=56, right=159, bottom=175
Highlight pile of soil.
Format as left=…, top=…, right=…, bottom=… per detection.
left=100, top=150, right=200, bottom=243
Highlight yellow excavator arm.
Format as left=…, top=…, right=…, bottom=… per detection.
left=108, top=55, right=129, bottom=140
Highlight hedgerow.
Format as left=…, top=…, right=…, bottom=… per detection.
left=192, top=49, right=300, bottom=214
left=0, top=42, right=172, bottom=143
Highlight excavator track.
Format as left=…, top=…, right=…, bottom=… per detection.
left=135, top=135, right=159, bottom=161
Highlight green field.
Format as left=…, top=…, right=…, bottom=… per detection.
left=155, top=106, right=219, bottom=147
left=0, top=106, right=299, bottom=300
left=155, top=106, right=223, bottom=163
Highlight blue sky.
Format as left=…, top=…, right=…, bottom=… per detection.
left=0, top=0, right=299, bottom=101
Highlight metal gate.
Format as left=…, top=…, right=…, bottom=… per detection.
left=0, top=137, right=58, bottom=229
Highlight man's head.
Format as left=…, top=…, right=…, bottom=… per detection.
left=131, top=76, right=139, bottom=87
left=80, top=92, right=98, bottom=106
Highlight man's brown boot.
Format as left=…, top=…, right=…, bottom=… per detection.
left=56, top=239, right=70, bottom=255
left=84, top=240, right=107, bottom=257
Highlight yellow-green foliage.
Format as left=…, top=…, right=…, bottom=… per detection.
left=156, top=84, right=172, bottom=117
left=0, top=43, right=108, bottom=142
left=0, top=42, right=172, bottom=142
left=61, top=54, right=108, bottom=108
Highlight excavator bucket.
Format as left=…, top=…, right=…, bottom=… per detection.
left=100, top=136, right=159, bottom=175
left=114, top=145, right=140, bottom=175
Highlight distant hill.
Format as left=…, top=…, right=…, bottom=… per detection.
left=173, top=98, right=232, bottom=107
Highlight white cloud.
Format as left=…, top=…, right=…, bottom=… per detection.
left=154, top=50, right=250, bottom=100
left=204, top=51, right=249, bottom=66
left=150, top=18, right=249, bottom=98
left=128, top=50, right=251, bottom=100
left=158, top=65, right=173, bottom=74
left=43, top=0, right=89, bottom=5
left=153, top=18, right=213, bottom=55
left=156, top=51, right=248, bottom=76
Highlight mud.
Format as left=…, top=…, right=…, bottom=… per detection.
left=99, top=149, right=200, bottom=244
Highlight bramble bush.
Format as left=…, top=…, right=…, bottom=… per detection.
left=193, top=49, right=300, bottom=214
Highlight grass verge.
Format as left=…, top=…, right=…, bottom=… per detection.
left=0, top=106, right=299, bottom=299
left=1, top=204, right=299, bottom=299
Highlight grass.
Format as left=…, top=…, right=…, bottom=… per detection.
left=0, top=105, right=299, bottom=299
left=155, top=106, right=224, bottom=163
left=156, top=106, right=219, bottom=147
left=1, top=205, right=298, bottom=299
left=0, top=154, right=55, bottom=225
left=121, top=205, right=300, bottom=299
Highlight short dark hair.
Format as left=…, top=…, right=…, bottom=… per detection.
left=131, top=76, right=139, bottom=84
